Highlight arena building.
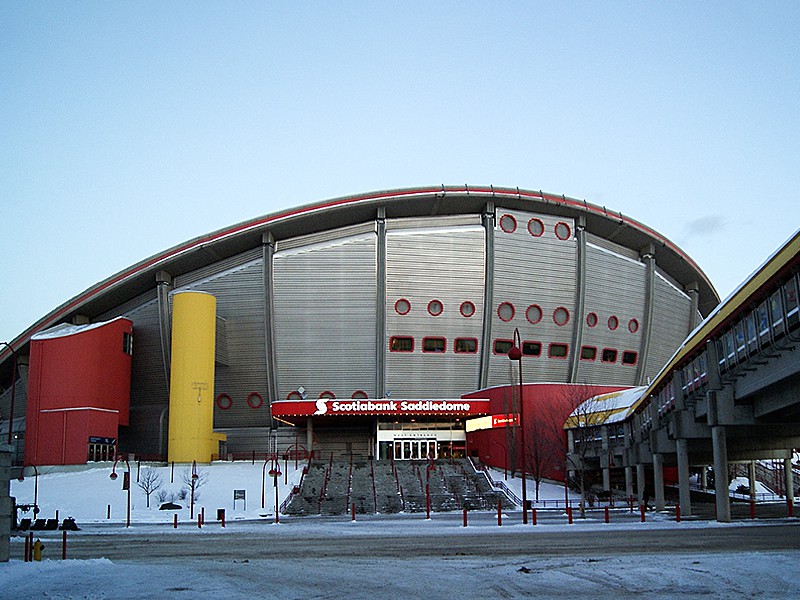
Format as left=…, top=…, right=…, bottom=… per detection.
left=0, top=186, right=718, bottom=470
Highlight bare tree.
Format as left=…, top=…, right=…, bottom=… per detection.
left=182, top=467, right=209, bottom=505
left=137, top=466, right=164, bottom=508
left=564, top=384, right=608, bottom=517
left=525, top=393, right=575, bottom=502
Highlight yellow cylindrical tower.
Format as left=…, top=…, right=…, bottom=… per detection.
left=167, top=291, right=225, bottom=463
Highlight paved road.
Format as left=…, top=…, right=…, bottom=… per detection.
left=13, top=515, right=800, bottom=562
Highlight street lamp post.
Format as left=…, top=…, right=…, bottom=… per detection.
left=1, top=342, right=17, bottom=447
left=109, top=456, right=131, bottom=527
left=190, top=460, right=199, bottom=519
left=269, top=455, right=282, bottom=523
left=261, top=456, right=269, bottom=509
left=508, top=327, right=528, bottom=524
left=18, top=465, right=39, bottom=518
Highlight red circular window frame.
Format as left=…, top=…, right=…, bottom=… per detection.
left=527, top=218, right=545, bottom=237
left=628, top=319, right=640, bottom=333
left=497, top=302, right=515, bottom=322
left=554, top=221, right=572, bottom=240
left=286, top=391, right=302, bottom=400
left=427, top=299, right=444, bottom=316
left=319, top=391, right=336, bottom=399
left=246, top=392, right=263, bottom=409
left=553, top=306, right=571, bottom=326
left=351, top=390, right=368, bottom=399
left=586, top=312, right=599, bottom=328
left=499, top=214, right=517, bottom=233
left=216, top=393, right=232, bottom=410
left=608, top=315, right=619, bottom=330
left=460, top=301, right=476, bottom=318
left=394, top=298, right=411, bottom=315
left=525, top=304, right=543, bottom=324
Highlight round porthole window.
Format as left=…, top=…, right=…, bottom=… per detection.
left=586, top=312, right=599, bottom=328
left=498, top=302, right=515, bottom=322
left=526, top=304, right=543, bottom=324
left=555, top=221, right=572, bottom=240
left=460, top=301, right=476, bottom=318
left=628, top=319, right=639, bottom=333
left=527, top=218, right=545, bottom=237
left=553, top=306, right=570, bottom=326
left=608, top=315, right=619, bottom=330
left=216, top=393, right=232, bottom=410
left=395, top=298, right=411, bottom=315
left=246, top=392, right=263, bottom=409
left=427, top=299, right=444, bottom=316
left=499, top=214, right=517, bottom=233
left=351, top=390, right=368, bottom=399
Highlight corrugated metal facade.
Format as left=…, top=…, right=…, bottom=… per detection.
left=489, top=210, right=577, bottom=386
left=647, top=273, right=692, bottom=382
left=273, top=230, right=378, bottom=401
left=385, top=219, right=485, bottom=398
left=577, top=243, right=646, bottom=385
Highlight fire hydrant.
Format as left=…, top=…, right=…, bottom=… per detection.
left=33, top=539, right=44, bottom=561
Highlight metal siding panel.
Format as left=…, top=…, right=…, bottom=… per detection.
left=576, top=244, right=645, bottom=385
left=488, top=210, right=576, bottom=386
left=385, top=225, right=485, bottom=398
left=274, top=233, right=377, bottom=400
left=276, top=222, right=376, bottom=252
left=176, top=258, right=270, bottom=428
left=647, top=273, right=692, bottom=381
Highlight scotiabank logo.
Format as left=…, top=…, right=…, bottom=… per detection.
left=314, top=399, right=328, bottom=415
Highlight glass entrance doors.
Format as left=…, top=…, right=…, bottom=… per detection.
left=393, top=438, right=437, bottom=460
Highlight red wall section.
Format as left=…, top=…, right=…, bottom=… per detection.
left=463, top=383, right=627, bottom=482
left=24, top=318, right=133, bottom=465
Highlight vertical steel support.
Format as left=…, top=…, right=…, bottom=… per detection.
left=156, top=270, right=173, bottom=389
left=636, top=246, right=656, bottom=385
left=262, top=233, right=279, bottom=405
left=478, top=202, right=495, bottom=390
left=375, top=208, right=387, bottom=399
left=568, top=216, right=586, bottom=382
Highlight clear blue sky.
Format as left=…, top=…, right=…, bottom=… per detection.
left=2, top=2, right=798, bottom=344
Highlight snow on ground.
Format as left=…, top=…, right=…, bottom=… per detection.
left=10, top=460, right=304, bottom=524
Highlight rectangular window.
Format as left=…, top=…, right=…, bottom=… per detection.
left=422, top=337, right=446, bottom=353
left=548, top=343, right=568, bottom=358
left=580, top=346, right=597, bottom=361
left=454, top=338, right=478, bottom=353
left=123, top=332, right=133, bottom=356
left=602, top=348, right=618, bottom=363
left=390, top=336, right=414, bottom=352
left=494, top=339, right=513, bottom=354
left=622, top=351, right=638, bottom=365
left=522, top=341, right=541, bottom=356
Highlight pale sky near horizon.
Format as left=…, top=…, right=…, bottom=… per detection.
left=1, top=2, right=799, bottom=344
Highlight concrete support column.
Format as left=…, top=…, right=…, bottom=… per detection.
left=676, top=438, right=692, bottom=517
left=602, top=464, right=611, bottom=495
left=307, top=417, right=314, bottom=458
left=653, top=453, right=665, bottom=511
left=784, top=457, right=794, bottom=507
left=748, top=461, right=757, bottom=500
left=625, top=466, right=634, bottom=500
left=712, top=425, right=730, bottom=522
left=701, top=467, right=708, bottom=490
left=636, top=463, right=646, bottom=506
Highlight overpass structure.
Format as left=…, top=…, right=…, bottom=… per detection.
left=566, top=229, right=800, bottom=521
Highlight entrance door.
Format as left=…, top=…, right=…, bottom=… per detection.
left=393, top=439, right=437, bottom=460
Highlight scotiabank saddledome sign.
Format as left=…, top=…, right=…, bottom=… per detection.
left=272, top=398, right=490, bottom=417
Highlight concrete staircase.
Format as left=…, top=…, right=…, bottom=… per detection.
left=284, top=457, right=512, bottom=516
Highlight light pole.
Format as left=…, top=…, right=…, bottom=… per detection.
left=269, top=455, right=282, bottom=523
left=508, top=327, right=528, bottom=524
left=190, top=460, right=199, bottom=519
left=1, top=342, right=17, bottom=446
left=261, top=456, right=269, bottom=509
left=109, top=455, right=131, bottom=527
left=18, top=465, right=39, bottom=518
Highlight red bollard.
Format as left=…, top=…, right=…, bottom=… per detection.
left=426, top=485, right=431, bottom=520
left=531, top=508, right=537, bottom=526
left=788, top=498, right=794, bottom=518
left=640, top=504, right=646, bottom=522
left=197, top=514, right=202, bottom=529
left=107, top=504, right=111, bottom=520
left=351, top=503, right=356, bottom=521
left=201, top=507, right=205, bottom=525
left=497, top=500, right=502, bottom=526
left=174, top=514, right=178, bottom=528
left=750, top=500, right=756, bottom=520
left=567, top=506, right=573, bottom=524
left=604, top=506, right=610, bottom=524
left=463, top=508, right=468, bottom=527
left=62, top=531, right=67, bottom=560
left=676, top=504, right=681, bottom=523
left=221, top=511, right=225, bottom=527
left=629, top=496, right=634, bottom=512
left=24, top=534, right=30, bottom=562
